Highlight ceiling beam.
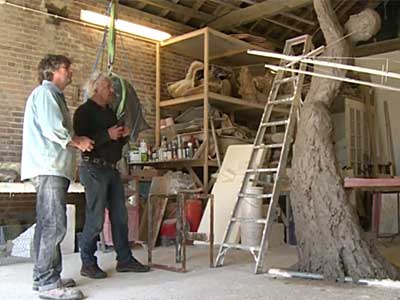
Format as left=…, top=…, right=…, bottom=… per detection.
left=355, top=37, right=400, bottom=57
left=280, top=12, right=315, bottom=26
left=138, top=0, right=213, bottom=22
left=207, top=0, right=313, bottom=30
left=183, top=0, right=207, bottom=23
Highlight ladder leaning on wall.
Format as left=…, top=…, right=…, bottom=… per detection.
left=215, top=34, right=313, bottom=274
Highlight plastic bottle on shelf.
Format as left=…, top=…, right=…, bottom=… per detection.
left=172, top=139, right=178, bottom=160
left=159, top=136, right=168, bottom=161
left=166, top=141, right=173, bottom=160
left=139, top=139, right=148, bottom=162
left=187, top=142, right=193, bottom=158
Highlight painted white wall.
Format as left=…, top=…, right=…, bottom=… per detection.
left=356, top=51, right=400, bottom=175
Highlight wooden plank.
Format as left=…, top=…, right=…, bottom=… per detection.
left=378, top=193, right=399, bottom=236
left=183, top=0, right=207, bottom=23
left=344, top=177, right=400, bottom=189
left=156, top=43, right=161, bottom=146
left=384, top=101, right=396, bottom=175
left=197, top=145, right=259, bottom=245
left=355, top=37, right=400, bottom=57
left=263, top=17, right=303, bottom=33
left=358, top=73, right=378, bottom=176
left=161, top=27, right=206, bottom=47
left=129, top=158, right=219, bottom=168
left=207, top=0, right=312, bottom=30
left=280, top=12, right=315, bottom=26
left=139, top=196, right=168, bottom=247
left=0, top=182, right=84, bottom=193
left=160, top=92, right=265, bottom=110
left=138, top=0, right=213, bottom=22
left=203, top=28, right=209, bottom=193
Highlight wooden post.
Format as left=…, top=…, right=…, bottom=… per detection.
left=203, top=28, right=209, bottom=192
left=384, top=101, right=396, bottom=175
left=156, top=42, right=161, bottom=147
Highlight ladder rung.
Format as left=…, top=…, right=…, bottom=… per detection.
left=275, top=95, right=294, bottom=102
left=275, top=76, right=298, bottom=84
left=261, top=120, right=289, bottom=127
left=253, top=143, right=283, bottom=150
left=269, top=98, right=294, bottom=105
left=246, top=168, right=277, bottom=173
left=231, top=217, right=267, bottom=224
left=238, top=193, right=272, bottom=199
left=222, top=243, right=260, bottom=252
left=286, top=34, right=309, bottom=45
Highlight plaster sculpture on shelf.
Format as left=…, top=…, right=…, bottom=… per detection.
left=167, top=61, right=232, bottom=98
left=238, top=67, right=274, bottom=104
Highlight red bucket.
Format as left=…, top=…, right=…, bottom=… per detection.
left=185, top=199, right=203, bottom=232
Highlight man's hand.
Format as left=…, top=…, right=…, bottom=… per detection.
left=108, top=125, right=124, bottom=140
left=121, top=126, right=131, bottom=138
left=70, top=136, right=94, bottom=152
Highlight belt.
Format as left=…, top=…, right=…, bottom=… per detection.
left=82, top=156, right=117, bottom=169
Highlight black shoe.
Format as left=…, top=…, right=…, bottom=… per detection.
left=80, top=264, right=107, bottom=279
left=116, top=257, right=150, bottom=273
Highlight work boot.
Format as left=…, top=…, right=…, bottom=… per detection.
left=38, top=287, right=84, bottom=300
left=116, top=257, right=150, bottom=273
left=33, top=278, right=76, bottom=291
left=80, top=263, right=107, bottom=279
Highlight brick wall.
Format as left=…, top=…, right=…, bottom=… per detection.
left=0, top=0, right=194, bottom=227
left=0, top=0, right=193, bottom=163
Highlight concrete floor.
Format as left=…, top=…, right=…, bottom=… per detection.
left=1, top=244, right=400, bottom=300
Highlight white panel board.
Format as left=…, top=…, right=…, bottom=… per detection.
left=198, top=144, right=254, bottom=245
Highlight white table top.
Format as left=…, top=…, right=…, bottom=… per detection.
left=0, top=182, right=85, bottom=193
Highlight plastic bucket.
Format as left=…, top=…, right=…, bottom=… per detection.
left=185, top=199, right=203, bottom=232
left=240, top=186, right=263, bottom=247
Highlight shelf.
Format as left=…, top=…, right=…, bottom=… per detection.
left=161, top=27, right=273, bottom=67
left=160, top=92, right=265, bottom=114
left=129, top=158, right=219, bottom=169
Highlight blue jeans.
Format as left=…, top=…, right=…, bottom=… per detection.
left=31, top=175, right=69, bottom=291
left=79, top=162, right=132, bottom=265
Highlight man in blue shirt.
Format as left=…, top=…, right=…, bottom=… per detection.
left=21, top=54, right=94, bottom=300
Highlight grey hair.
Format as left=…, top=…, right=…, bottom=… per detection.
left=37, top=54, right=71, bottom=84
left=84, top=71, right=111, bottom=99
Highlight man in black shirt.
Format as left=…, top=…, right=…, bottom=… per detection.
left=73, top=72, right=150, bottom=279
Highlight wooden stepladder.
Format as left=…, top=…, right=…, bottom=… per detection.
left=215, top=35, right=313, bottom=274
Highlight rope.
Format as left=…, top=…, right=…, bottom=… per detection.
left=107, top=0, right=116, bottom=75
left=84, top=2, right=112, bottom=101
left=118, top=33, right=136, bottom=86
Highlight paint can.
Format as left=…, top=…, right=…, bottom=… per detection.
left=240, top=186, right=263, bottom=247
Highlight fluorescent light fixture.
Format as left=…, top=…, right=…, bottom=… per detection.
left=80, top=10, right=171, bottom=42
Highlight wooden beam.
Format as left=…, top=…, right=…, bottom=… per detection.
left=367, top=0, right=384, bottom=9
left=138, top=0, right=213, bottom=22
left=264, top=17, right=304, bottom=33
left=183, top=0, right=207, bottom=23
left=355, top=37, right=400, bottom=57
left=207, top=0, right=312, bottom=30
left=344, top=177, right=400, bottom=190
left=280, top=12, right=315, bottom=26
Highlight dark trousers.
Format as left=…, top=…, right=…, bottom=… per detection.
left=31, top=175, right=69, bottom=291
left=79, top=162, right=132, bottom=266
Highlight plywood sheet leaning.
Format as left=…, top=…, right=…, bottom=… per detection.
left=198, top=144, right=254, bottom=245
left=379, top=193, right=399, bottom=236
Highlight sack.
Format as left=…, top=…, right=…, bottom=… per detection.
left=111, top=74, right=150, bottom=141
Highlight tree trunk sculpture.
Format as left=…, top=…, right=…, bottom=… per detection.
left=289, top=0, right=399, bottom=280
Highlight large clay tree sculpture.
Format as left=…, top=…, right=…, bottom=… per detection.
left=289, top=0, right=400, bottom=280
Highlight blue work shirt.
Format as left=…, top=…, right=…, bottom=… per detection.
left=21, top=80, right=76, bottom=181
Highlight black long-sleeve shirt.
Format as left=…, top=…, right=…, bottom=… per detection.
left=73, top=99, right=126, bottom=163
